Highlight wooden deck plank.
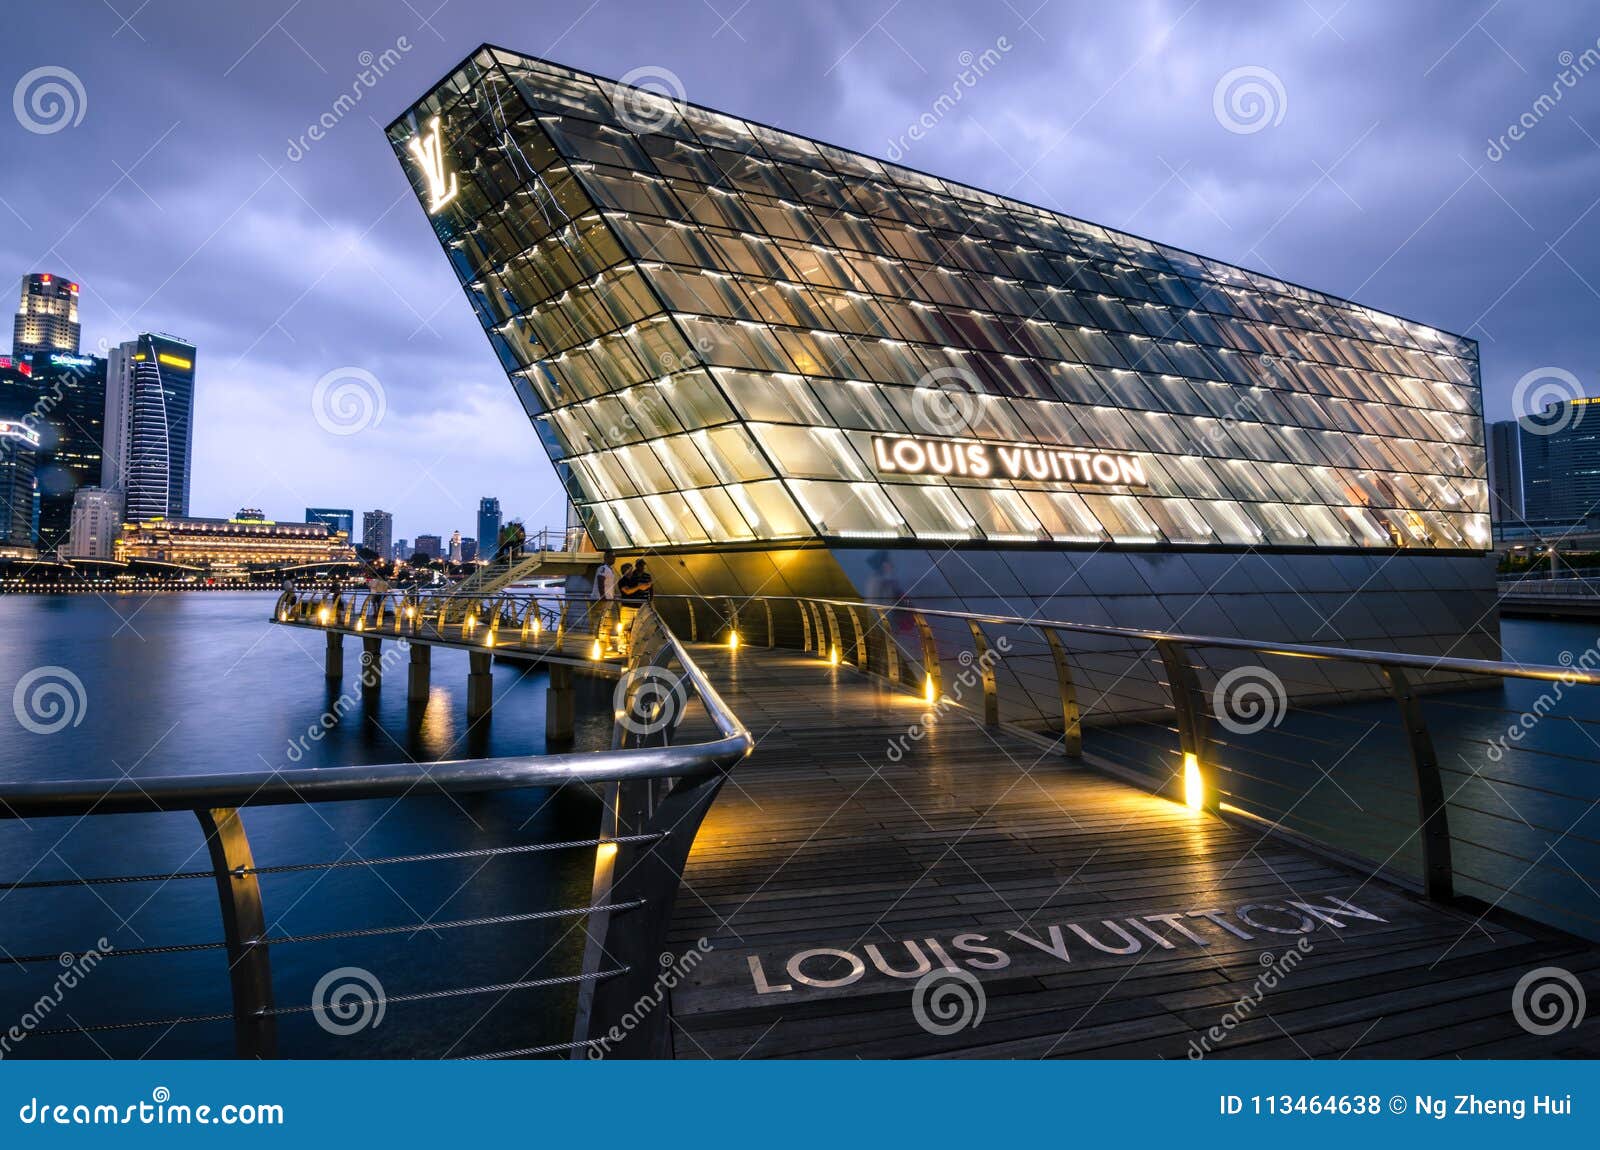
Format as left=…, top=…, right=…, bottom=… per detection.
left=665, top=647, right=1600, bottom=1059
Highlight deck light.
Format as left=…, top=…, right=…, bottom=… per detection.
left=828, top=645, right=840, bottom=666
left=727, top=630, right=740, bottom=649
left=590, top=638, right=602, bottom=660
left=924, top=673, right=936, bottom=704
left=317, top=608, right=330, bottom=624
left=1183, top=752, right=1204, bottom=811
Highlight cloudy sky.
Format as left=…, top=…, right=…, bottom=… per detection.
left=5, top=0, right=1597, bottom=544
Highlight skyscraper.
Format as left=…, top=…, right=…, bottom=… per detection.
left=461, top=537, right=478, bottom=563
left=362, top=509, right=393, bottom=558
left=1486, top=419, right=1523, bottom=529
left=0, top=412, right=40, bottom=553
left=66, top=487, right=122, bottom=559
left=448, top=529, right=462, bottom=562
left=305, top=507, right=355, bottom=537
left=105, top=334, right=196, bottom=521
left=1518, top=401, right=1600, bottom=524
left=414, top=533, right=442, bottom=559
left=23, top=350, right=105, bottom=552
left=12, top=273, right=80, bottom=358
left=477, top=496, right=501, bottom=557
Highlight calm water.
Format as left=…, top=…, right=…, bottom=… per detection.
left=0, top=592, right=613, bottom=1059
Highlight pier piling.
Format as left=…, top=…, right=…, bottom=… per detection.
left=408, top=642, right=431, bottom=704
left=324, top=632, right=342, bottom=681
left=546, top=662, right=575, bottom=746
left=467, top=651, right=493, bottom=720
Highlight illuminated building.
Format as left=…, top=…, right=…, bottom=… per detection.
left=478, top=496, right=501, bottom=557
left=21, top=350, right=105, bottom=553
left=115, top=511, right=355, bottom=570
left=66, top=487, right=122, bottom=559
left=362, top=509, right=393, bottom=558
left=461, top=536, right=479, bottom=563
left=0, top=416, right=40, bottom=552
left=105, top=333, right=197, bottom=521
left=448, top=529, right=462, bottom=562
left=414, top=533, right=442, bottom=559
left=306, top=507, right=355, bottom=536
left=389, top=49, right=1494, bottom=663
left=12, top=273, right=80, bottom=358
left=1517, top=400, right=1600, bottom=525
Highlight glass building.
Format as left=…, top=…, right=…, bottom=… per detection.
left=389, top=48, right=1494, bottom=660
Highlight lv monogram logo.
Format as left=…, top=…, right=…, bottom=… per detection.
left=407, top=115, right=459, bottom=213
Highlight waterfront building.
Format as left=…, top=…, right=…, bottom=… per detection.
left=461, top=536, right=478, bottom=563
left=414, top=533, right=442, bottom=559
left=306, top=507, right=355, bottom=536
left=21, top=350, right=105, bottom=553
left=66, top=486, right=122, bottom=559
left=0, top=416, right=40, bottom=553
left=1518, top=400, right=1600, bottom=525
left=115, top=511, right=354, bottom=570
left=362, top=508, right=394, bottom=559
left=389, top=49, right=1494, bottom=668
left=12, top=273, right=80, bottom=358
left=477, top=496, right=501, bottom=557
left=105, top=333, right=197, bottom=521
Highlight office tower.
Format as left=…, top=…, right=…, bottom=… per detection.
left=0, top=410, right=40, bottom=552
left=461, top=537, right=478, bottom=562
left=414, top=533, right=442, bottom=559
left=305, top=507, right=355, bottom=537
left=361, top=509, right=394, bottom=559
left=12, top=273, right=80, bottom=358
left=394, top=538, right=409, bottom=561
left=66, top=486, right=122, bottom=559
left=477, top=496, right=501, bottom=556
left=22, top=350, right=105, bottom=552
left=1485, top=419, right=1523, bottom=528
left=1518, top=400, right=1600, bottom=524
left=105, top=333, right=196, bottom=521
left=448, top=529, right=462, bottom=562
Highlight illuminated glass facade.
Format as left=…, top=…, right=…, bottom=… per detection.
left=390, top=48, right=1486, bottom=559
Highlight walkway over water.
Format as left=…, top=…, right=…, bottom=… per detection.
left=666, top=645, right=1600, bottom=1059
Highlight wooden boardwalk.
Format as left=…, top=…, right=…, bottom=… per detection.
left=666, top=645, right=1600, bottom=1059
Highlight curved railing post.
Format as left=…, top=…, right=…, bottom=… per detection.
left=1383, top=666, right=1455, bottom=900
left=877, top=608, right=900, bottom=684
left=764, top=599, right=775, bottom=648
left=798, top=599, right=814, bottom=652
left=912, top=611, right=940, bottom=701
left=966, top=620, right=998, bottom=725
left=686, top=597, right=698, bottom=641
left=725, top=596, right=739, bottom=645
left=1042, top=628, right=1083, bottom=756
left=808, top=601, right=826, bottom=654
left=845, top=605, right=867, bottom=667
left=1156, top=640, right=1215, bottom=811
left=822, top=604, right=843, bottom=661
left=195, top=808, right=276, bottom=1059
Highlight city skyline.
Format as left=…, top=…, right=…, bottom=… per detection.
left=6, top=1, right=1597, bottom=549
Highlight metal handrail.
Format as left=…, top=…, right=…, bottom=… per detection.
left=0, top=603, right=751, bottom=1060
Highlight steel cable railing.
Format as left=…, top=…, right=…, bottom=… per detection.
left=0, top=603, right=751, bottom=1060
